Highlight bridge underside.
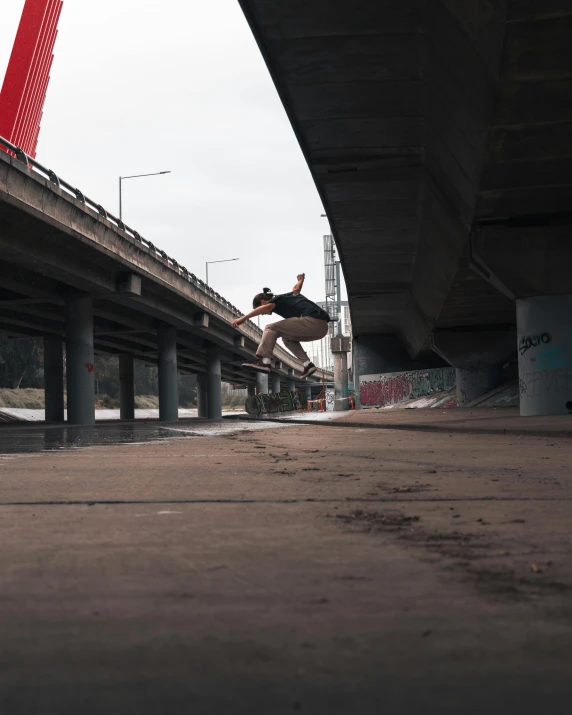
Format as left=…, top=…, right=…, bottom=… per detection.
left=239, top=0, right=572, bottom=413
left=0, top=149, right=326, bottom=423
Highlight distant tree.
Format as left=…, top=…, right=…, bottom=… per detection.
left=134, top=361, right=158, bottom=396
left=0, top=335, right=43, bottom=388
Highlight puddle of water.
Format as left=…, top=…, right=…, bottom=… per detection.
left=0, top=419, right=296, bottom=455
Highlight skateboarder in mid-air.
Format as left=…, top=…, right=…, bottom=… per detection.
left=231, top=273, right=330, bottom=378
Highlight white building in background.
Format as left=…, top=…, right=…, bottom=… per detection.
left=305, top=300, right=351, bottom=373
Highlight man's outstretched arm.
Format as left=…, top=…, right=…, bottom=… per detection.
left=292, top=273, right=305, bottom=294
left=231, top=302, right=274, bottom=329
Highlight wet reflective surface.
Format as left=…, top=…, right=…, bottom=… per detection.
left=0, top=418, right=293, bottom=455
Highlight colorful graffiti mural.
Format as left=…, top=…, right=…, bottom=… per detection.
left=360, top=368, right=456, bottom=408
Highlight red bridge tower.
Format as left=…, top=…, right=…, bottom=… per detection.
left=0, top=0, right=63, bottom=158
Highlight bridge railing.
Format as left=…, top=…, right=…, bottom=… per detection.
left=0, top=135, right=259, bottom=333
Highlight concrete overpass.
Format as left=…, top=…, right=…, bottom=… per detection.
left=0, top=139, right=330, bottom=424
left=238, top=0, right=572, bottom=416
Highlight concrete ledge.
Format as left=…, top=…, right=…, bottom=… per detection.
left=236, top=407, right=572, bottom=439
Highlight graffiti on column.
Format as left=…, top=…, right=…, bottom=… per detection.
left=245, top=390, right=307, bottom=415
left=518, top=332, right=551, bottom=355
left=359, top=368, right=456, bottom=407
left=518, top=329, right=572, bottom=403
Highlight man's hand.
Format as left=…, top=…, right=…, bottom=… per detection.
left=231, top=317, right=246, bottom=329
left=293, top=273, right=305, bottom=294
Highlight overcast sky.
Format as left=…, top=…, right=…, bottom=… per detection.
left=2, top=0, right=345, bottom=328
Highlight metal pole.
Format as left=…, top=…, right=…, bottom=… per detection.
left=336, top=261, right=342, bottom=337
left=118, top=171, right=170, bottom=222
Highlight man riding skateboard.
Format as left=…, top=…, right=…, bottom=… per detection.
left=231, top=273, right=330, bottom=378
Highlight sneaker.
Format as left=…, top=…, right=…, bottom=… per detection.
left=242, top=359, right=271, bottom=373
left=300, top=362, right=317, bottom=379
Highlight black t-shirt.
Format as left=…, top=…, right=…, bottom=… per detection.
left=271, top=292, right=330, bottom=321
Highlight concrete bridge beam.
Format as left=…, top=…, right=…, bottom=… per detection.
left=65, top=292, right=95, bottom=425
left=206, top=345, right=222, bottom=420
left=119, top=353, right=135, bottom=420
left=44, top=336, right=64, bottom=423
left=517, top=294, right=572, bottom=416
left=158, top=324, right=178, bottom=422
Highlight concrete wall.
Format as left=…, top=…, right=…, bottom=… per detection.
left=360, top=367, right=456, bottom=408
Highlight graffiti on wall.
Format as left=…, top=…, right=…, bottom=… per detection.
left=245, top=390, right=307, bottom=416
left=360, top=367, right=456, bottom=407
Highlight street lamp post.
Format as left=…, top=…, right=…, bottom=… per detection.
left=205, top=258, right=240, bottom=286
left=119, top=170, right=171, bottom=221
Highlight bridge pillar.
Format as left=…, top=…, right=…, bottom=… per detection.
left=332, top=336, right=350, bottom=411
left=247, top=384, right=256, bottom=397
left=206, top=345, right=222, bottom=420
left=197, top=373, right=208, bottom=417
left=287, top=377, right=296, bottom=392
left=65, top=292, right=95, bottom=425
left=432, top=329, right=516, bottom=407
left=455, top=365, right=503, bottom=406
left=270, top=373, right=281, bottom=394
left=517, top=294, right=572, bottom=416
left=256, top=372, right=268, bottom=394
left=158, top=325, right=178, bottom=422
left=44, top=336, right=64, bottom=423
left=305, top=385, right=312, bottom=401
left=119, top=354, right=135, bottom=420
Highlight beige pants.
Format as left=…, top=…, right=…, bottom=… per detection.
left=257, top=317, right=329, bottom=363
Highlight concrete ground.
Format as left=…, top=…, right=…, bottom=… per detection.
left=1, top=412, right=572, bottom=713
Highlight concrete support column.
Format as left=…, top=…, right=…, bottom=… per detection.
left=270, top=373, right=281, bottom=394
left=332, top=336, right=350, bottom=411
left=517, top=294, right=572, bottom=416
left=44, top=336, right=64, bottom=423
left=432, top=329, right=516, bottom=408
left=287, top=377, right=296, bottom=392
left=158, top=324, right=178, bottom=422
left=456, top=365, right=503, bottom=407
left=206, top=344, right=222, bottom=420
left=119, top=353, right=135, bottom=420
left=333, top=350, right=349, bottom=411
left=256, top=372, right=268, bottom=394
left=65, top=292, right=95, bottom=425
left=197, top=373, right=208, bottom=417
left=247, top=384, right=256, bottom=397
left=305, top=385, right=312, bottom=401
